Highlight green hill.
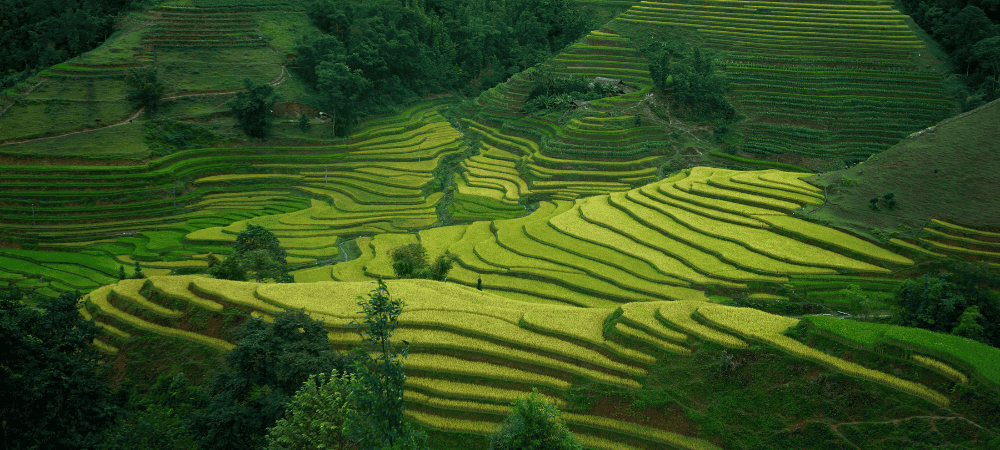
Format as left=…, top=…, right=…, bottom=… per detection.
left=809, top=98, right=1000, bottom=238
left=2, top=0, right=1000, bottom=448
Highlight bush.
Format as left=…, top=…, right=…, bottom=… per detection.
left=488, top=388, right=582, bottom=450
left=390, top=243, right=453, bottom=281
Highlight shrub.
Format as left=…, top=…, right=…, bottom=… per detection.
left=488, top=388, right=582, bottom=450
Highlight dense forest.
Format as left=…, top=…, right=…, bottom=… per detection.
left=900, top=0, right=1000, bottom=109
left=293, top=0, right=593, bottom=134
left=0, top=0, right=147, bottom=91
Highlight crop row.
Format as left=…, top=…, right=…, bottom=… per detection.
left=696, top=305, right=949, bottom=406
left=802, top=315, right=1000, bottom=388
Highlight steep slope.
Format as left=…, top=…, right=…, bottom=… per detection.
left=808, top=98, right=1000, bottom=238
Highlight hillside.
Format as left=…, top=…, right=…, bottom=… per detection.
left=83, top=275, right=1000, bottom=449
left=810, top=98, right=1000, bottom=235
left=2, top=0, right=1000, bottom=448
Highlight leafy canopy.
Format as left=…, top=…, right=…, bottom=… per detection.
left=390, top=242, right=453, bottom=280
left=228, top=77, right=278, bottom=140
left=1, top=289, right=123, bottom=450
left=488, top=388, right=582, bottom=450
left=187, top=309, right=359, bottom=450
left=894, top=261, right=1000, bottom=348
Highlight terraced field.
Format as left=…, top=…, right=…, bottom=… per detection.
left=453, top=28, right=669, bottom=202
left=612, top=0, right=954, bottom=162
left=81, top=275, right=993, bottom=448
left=890, top=219, right=1000, bottom=268
left=0, top=99, right=467, bottom=296
left=340, top=166, right=913, bottom=305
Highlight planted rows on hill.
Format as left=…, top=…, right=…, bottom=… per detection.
left=0, top=100, right=466, bottom=298
left=79, top=275, right=999, bottom=448
left=343, top=166, right=912, bottom=306
left=614, top=0, right=954, bottom=161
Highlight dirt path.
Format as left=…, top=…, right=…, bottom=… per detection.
left=0, top=65, right=286, bottom=147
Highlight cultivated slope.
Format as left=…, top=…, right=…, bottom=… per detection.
left=80, top=275, right=1000, bottom=449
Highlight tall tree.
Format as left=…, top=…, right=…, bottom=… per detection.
left=316, top=61, right=371, bottom=137
left=347, top=279, right=427, bottom=449
left=211, top=225, right=290, bottom=282
left=125, top=68, right=166, bottom=116
left=264, top=371, right=362, bottom=450
left=187, top=309, right=358, bottom=450
left=228, top=78, right=278, bottom=140
left=1, top=289, right=123, bottom=450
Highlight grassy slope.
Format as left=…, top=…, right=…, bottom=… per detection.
left=88, top=276, right=1000, bottom=449
left=808, top=99, right=1000, bottom=237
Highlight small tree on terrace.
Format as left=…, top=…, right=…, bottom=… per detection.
left=489, top=388, right=582, bottom=450
left=125, top=68, right=166, bottom=116
left=229, top=78, right=278, bottom=140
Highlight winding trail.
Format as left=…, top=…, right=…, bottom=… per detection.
left=0, top=64, right=286, bottom=147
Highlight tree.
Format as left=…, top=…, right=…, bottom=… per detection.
left=298, top=113, right=312, bottom=132
left=488, top=388, right=582, bottom=450
left=131, top=260, right=145, bottom=279
left=212, top=225, right=289, bottom=282
left=316, top=61, right=371, bottom=137
left=427, top=254, right=453, bottom=282
left=895, top=262, right=1000, bottom=347
left=649, top=45, right=736, bottom=120
left=972, top=36, right=1000, bottom=82
left=125, top=68, right=166, bottom=116
left=98, top=373, right=206, bottom=450
left=229, top=78, right=278, bottom=140
left=264, top=371, right=361, bottom=450
left=119, top=265, right=127, bottom=281
left=952, top=305, right=987, bottom=341
left=390, top=243, right=428, bottom=278
left=1, top=289, right=123, bottom=449
left=390, top=243, right=453, bottom=281
left=347, top=279, right=427, bottom=449
left=187, top=309, right=359, bottom=450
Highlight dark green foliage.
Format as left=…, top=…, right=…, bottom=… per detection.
left=1, top=290, right=123, bottom=449
left=98, top=373, right=206, bottom=450
left=234, top=225, right=287, bottom=266
left=264, top=371, right=361, bottom=450
left=347, top=279, right=427, bottom=449
left=521, top=74, right=623, bottom=113
left=125, top=68, right=166, bottom=116
left=488, top=388, right=582, bottom=450
left=187, top=309, right=359, bottom=450
left=131, top=260, right=145, bottom=279
left=228, top=78, right=278, bottom=140
left=0, top=0, right=143, bottom=91
left=211, top=225, right=289, bottom=282
left=119, top=265, right=127, bottom=281
left=426, top=254, right=453, bottom=281
left=649, top=45, right=737, bottom=120
left=297, top=114, right=311, bottom=132
left=477, top=277, right=482, bottom=290
left=144, top=119, right=219, bottom=157
left=296, top=0, right=591, bottom=128
left=895, top=261, right=1000, bottom=347
left=209, top=254, right=248, bottom=282
left=390, top=243, right=428, bottom=278
left=901, top=0, right=1000, bottom=109
left=389, top=243, right=453, bottom=281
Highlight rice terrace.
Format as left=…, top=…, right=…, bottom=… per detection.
left=1, top=0, right=999, bottom=448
